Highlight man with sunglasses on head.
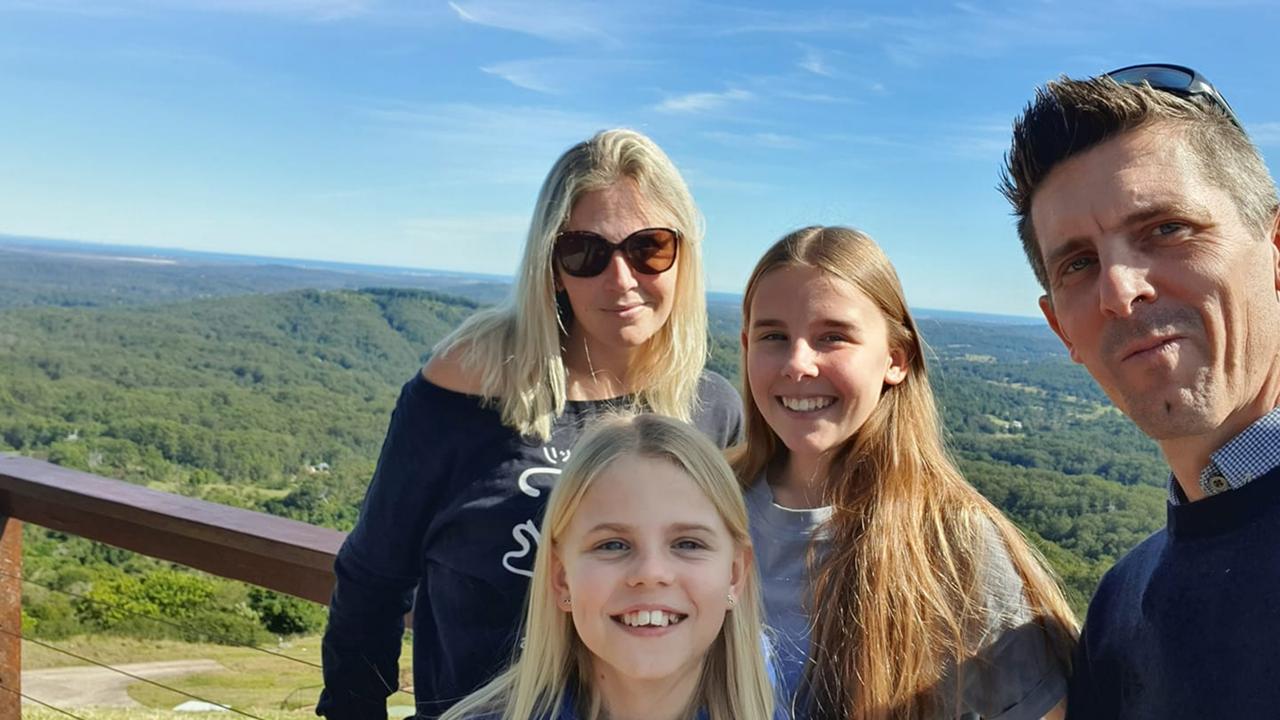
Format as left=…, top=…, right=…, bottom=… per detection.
left=1001, top=65, right=1280, bottom=718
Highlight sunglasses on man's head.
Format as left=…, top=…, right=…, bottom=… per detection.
left=1105, top=63, right=1243, bottom=130
left=553, top=228, right=680, bottom=278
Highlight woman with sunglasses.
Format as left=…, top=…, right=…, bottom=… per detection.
left=316, top=129, right=743, bottom=720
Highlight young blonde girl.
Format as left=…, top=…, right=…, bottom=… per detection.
left=442, top=413, right=775, bottom=720
left=732, top=226, right=1077, bottom=720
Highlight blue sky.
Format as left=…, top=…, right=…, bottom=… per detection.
left=1, top=0, right=1277, bottom=315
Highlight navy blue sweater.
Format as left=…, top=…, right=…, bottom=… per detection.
left=317, top=372, right=743, bottom=719
left=1066, top=465, right=1280, bottom=719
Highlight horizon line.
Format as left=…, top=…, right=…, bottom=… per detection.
left=0, top=231, right=1045, bottom=323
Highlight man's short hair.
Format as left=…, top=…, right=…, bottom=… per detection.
left=1000, top=75, right=1279, bottom=292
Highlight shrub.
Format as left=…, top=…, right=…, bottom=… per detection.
left=180, top=607, right=271, bottom=646
left=247, top=587, right=327, bottom=635
left=23, top=589, right=83, bottom=640
left=75, top=570, right=217, bottom=630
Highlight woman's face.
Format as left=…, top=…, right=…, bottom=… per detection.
left=551, top=453, right=745, bottom=697
left=557, top=179, right=679, bottom=356
left=744, top=264, right=908, bottom=468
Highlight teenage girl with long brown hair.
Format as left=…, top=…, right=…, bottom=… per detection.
left=732, top=226, right=1077, bottom=719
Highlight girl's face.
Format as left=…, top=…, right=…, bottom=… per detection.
left=551, top=453, right=746, bottom=696
left=744, top=264, right=908, bottom=469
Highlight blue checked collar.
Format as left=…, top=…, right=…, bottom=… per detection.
left=1168, top=407, right=1280, bottom=505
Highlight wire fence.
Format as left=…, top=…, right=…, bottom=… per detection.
left=0, top=682, right=90, bottom=719
left=3, top=564, right=416, bottom=716
left=2, top=569, right=324, bottom=671
left=2, top=627, right=269, bottom=719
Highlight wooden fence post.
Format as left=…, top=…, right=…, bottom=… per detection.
left=0, top=517, right=20, bottom=718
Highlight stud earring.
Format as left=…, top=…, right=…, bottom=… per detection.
left=561, top=596, right=572, bottom=608
left=726, top=592, right=736, bottom=608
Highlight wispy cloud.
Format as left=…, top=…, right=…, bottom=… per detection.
left=655, top=88, right=753, bottom=114
left=447, top=0, right=619, bottom=43
left=820, top=132, right=913, bottom=150
left=798, top=47, right=834, bottom=77
left=936, top=120, right=1014, bottom=160
left=1251, top=122, right=1280, bottom=147
left=357, top=101, right=619, bottom=186
left=194, top=0, right=370, bottom=19
left=478, top=57, right=653, bottom=95
left=1, top=0, right=373, bottom=20
left=703, top=131, right=809, bottom=150
left=708, top=4, right=1111, bottom=69
left=681, top=171, right=776, bottom=195
left=778, top=91, right=856, bottom=105
left=878, top=4, right=1106, bottom=67
left=480, top=59, right=561, bottom=94
left=360, top=101, right=613, bottom=147
left=712, top=7, right=874, bottom=36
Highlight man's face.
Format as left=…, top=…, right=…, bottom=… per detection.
left=1032, top=123, right=1280, bottom=442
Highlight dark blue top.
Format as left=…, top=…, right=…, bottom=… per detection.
left=316, top=371, right=743, bottom=719
left=1066, top=464, right=1280, bottom=719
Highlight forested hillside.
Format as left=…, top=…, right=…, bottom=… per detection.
left=0, top=259, right=1166, bottom=637
left=921, top=320, right=1166, bottom=608
left=1, top=287, right=480, bottom=640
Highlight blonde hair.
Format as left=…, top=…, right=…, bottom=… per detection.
left=434, top=129, right=708, bottom=441
left=441, top=414, right=774, bottom=720
left=729, top=226, right=1077, bottom=719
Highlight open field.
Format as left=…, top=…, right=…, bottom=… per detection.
left=22, top=634, right=415, bottom=717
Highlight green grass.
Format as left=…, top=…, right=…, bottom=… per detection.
left=27, top=711, right=191, bottom=720
left=23, top=634, right=415, bottom=716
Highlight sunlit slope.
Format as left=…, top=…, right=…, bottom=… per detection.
left=1, top=287, right=1166, bottom=613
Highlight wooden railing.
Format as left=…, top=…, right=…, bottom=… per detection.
left=0, top=453, right=348, bottom=716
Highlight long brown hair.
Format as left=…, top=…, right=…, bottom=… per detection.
left=729, top=226, right=1077, bottom=719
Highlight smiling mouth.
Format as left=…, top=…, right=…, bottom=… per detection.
left=606, top=303, right=646, bottom=314
left=778, top=396, right=835, bottom=412
left=613, top=610, right=687, bottom=628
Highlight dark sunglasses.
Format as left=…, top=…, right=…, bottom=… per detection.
left=1105, top=63, right=1242, bottom=130
left=553, top=227, right=680, bottom=278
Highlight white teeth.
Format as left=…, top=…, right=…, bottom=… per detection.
left=780, top=396, right=834, bottom=412
left=620, top=610, right=683, bottom=627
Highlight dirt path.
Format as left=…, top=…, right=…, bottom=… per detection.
left=22, top=659, right=226, bottom=708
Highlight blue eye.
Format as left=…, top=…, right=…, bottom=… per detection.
left=595, top=539, right=628, bottom=552
left=1153, top=222, right=1189, bottom=238
left=673, top=538, right=707, bottom=551
left=1062, top=256, right=1095, bottom=275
